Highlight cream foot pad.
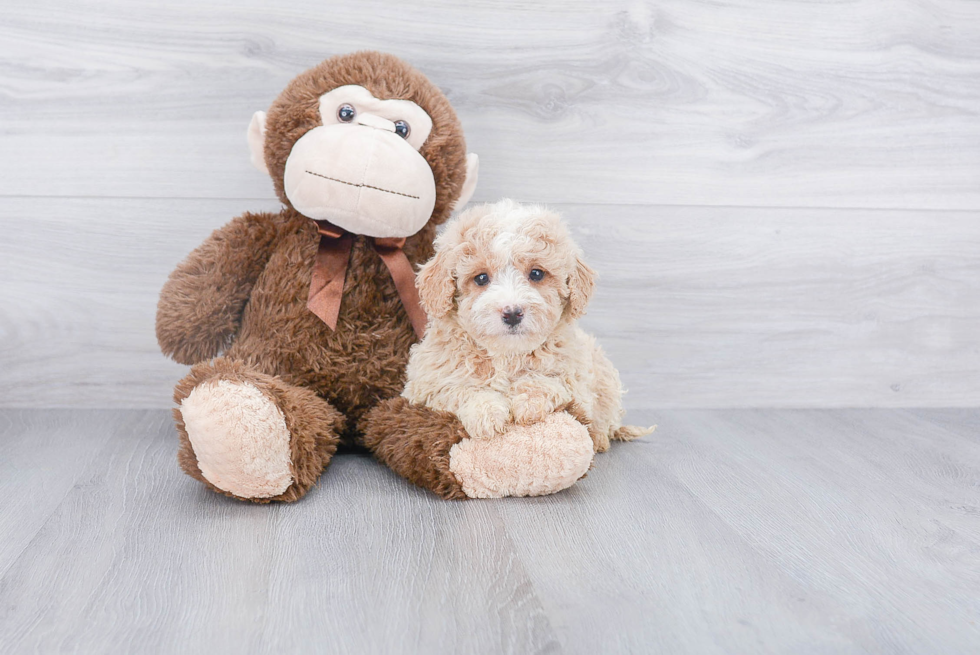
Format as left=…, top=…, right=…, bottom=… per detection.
left=181, top=380, right=293, bottom=499
left=449, top=412, right=594, bottom=499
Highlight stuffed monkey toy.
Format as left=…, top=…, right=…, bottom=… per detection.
left=157, top=51, right=479, bottom=502
left=158, top=51, right=594, bottom=502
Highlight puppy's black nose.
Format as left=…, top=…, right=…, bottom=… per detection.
left=502, top=307, right=524, bottom=327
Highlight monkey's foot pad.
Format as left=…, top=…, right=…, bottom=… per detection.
left=180, top=379, right=294, bottom=499
left=448, top=411, right=594, bottom=498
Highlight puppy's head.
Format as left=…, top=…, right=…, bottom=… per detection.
left=417, top=199, right=595, bottom=355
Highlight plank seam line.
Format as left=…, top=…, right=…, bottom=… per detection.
left=2, top=195, right=978, bottom=214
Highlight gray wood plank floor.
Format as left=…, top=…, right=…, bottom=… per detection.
left=1, top=409, right=977, bottom=654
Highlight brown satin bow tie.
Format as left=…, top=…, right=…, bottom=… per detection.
left=307, top=220, right=427, bottom=339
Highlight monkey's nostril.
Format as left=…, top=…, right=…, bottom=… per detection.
left=501, top=306, right=524, bottom=327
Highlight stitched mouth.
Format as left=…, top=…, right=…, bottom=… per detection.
left=305, top=170, right=419, bottom=200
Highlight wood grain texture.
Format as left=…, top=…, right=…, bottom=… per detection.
left=2, top=0, right=979, bottom=208
left=0, top=409, right=977, bottom=653
left=2, top=1, right=979, bottom=408
left=2, top=198, right=977, bottom=408
left=0, top=411, right=117, bottom=578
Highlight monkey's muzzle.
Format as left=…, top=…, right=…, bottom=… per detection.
left=283, top=123, right=437, bottom=239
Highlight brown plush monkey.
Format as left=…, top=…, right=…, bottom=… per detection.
left=156, top=52, right=481, bottom=502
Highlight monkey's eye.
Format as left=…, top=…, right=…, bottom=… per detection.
left=474, top=273, right=490, bottom=287
left=528, top=268, right=546, bottom=282
left=337, top=104, right=356, bottom=122
left=393, top=120, right=411, bottom=139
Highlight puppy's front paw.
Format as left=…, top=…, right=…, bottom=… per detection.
left=510, top=378, right=572, bottom=425
left=460, top=406, right=509, bottom=440
left=510, top=392, right=552, bottom=425
left=458, top=392, right=511, bottom=440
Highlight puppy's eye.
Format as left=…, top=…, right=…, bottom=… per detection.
left=528, top=268, right=546, bottom=282
left=393, top=120, right=411, bottom=139
left=474, top=273, right=490, bottom=287
left=337, top=104, right=356, bottom=122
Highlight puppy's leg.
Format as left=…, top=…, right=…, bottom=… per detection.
left=510, top=375, right=573, bottom=425
left=456, top=389, right=511, bottom=440
left=611, top=424, right=655, bottom=441
left=589, top=344, right=655, bottom=451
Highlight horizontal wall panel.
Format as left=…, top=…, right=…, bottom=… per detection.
left=2, top=0, right=978, bottom=208
left=1, top=197, right=977, bottom=408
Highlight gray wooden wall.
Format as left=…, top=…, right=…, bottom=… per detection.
left=2, top=0, right=978, bottom=409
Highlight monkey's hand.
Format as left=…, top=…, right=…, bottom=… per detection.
left=509, top=375, right=573, bottom=426
left=456, top=390, right=511, bottom=441
left=156, top=212, right=280, bottom=365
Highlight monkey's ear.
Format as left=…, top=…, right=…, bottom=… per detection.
left=416, top=248, right=457, bottom=319
left=247, top=111, right=269, bottom=175
left=567, top=252, right=596, bottom=318
left=452, top=153, right=479, bottom=211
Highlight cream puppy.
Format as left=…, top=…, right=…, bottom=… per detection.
left=403, top=199, right=650, bottom=452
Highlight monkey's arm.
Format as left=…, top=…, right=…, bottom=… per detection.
left=156, top=211, right=280, bottom=365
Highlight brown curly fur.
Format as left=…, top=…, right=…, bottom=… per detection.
left=263, top=51, right=468, bottom=226
left=361, top=397, right=468, bottom=500
left=157, top=52, right=469, bottom=502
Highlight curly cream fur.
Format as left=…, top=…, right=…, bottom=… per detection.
left=404, top=199, right=651, bottom=452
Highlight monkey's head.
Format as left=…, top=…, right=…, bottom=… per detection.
left=247, top=51, right=478, bottom=238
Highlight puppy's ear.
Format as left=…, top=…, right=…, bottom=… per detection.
left=417, top=248, right=457, bottom=318
left=566, top=252, right=596, bottom=318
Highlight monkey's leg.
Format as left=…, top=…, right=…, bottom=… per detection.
left=360, top=398, right=470, bottom=500
left=173, top=358, right=345, bottom=503
left=362, top=398, right=594, bottom=500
